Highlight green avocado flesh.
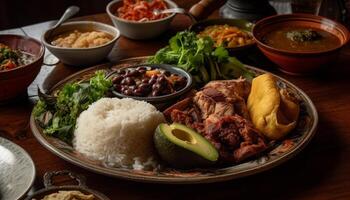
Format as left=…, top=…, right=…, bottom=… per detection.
left=154, top=123, right=219, bottom=168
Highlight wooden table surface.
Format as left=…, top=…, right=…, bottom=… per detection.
left=1, top=2, right=350, bottom=200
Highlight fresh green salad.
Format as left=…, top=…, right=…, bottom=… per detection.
left=148, top=31, right=254, bottom=85
left=33, top=71, right=112, bottom=143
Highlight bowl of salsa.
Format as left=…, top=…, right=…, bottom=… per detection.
left=106, top=0, right=178, bottom=39
left=253, top=14, right=349, bottom=75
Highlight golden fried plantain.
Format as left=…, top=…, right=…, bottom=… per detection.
left=247, top=74, right=300, bottom=140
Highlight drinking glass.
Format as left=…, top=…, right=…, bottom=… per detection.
left=291, top=0, right=323, bottom=15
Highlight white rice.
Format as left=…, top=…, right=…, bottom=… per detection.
left=73, top=98, right=165, bottom=169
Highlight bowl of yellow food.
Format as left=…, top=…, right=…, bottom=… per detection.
left=42, top=21, right=120, bottom=66
left=190, top=18, right=256, bottom=54
left=25, top=170, right=110, bottom=200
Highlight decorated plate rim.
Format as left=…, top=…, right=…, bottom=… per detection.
left=30, top=56, right=318, bottom=184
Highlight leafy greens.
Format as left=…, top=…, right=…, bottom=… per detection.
left=148, top=31, right=254, bottom=85
left=33, top=71, right=112, bottom=143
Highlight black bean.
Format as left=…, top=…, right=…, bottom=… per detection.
left=159, top=81, right=169, bottom=89
left=121, top=77, right=135, bottom=86
left=120, top=78, right=127, bottom=85
left=128, top=85, right=136, bottom=91
left=134, top=79, right=142, bottom=86
left=152, top=83, right=161, bottom=91
left=139, top=83, right=150, bottom=91
left=120, top=86, right=127, bottom=94
left=148, top=78, right=157, bottom=85
left=125, top=69, right=140, bottom=77
left=157, top=75, right=166, bottom=83
left=150, top=74, right=158, bottom=80
left=112, top=75, right=123, bottom=84
left=138, top=88, right=150, bottom=96
left=141, top=78, right=149, bottom=84
left=151, top=90, right=159, bottom=97
left=123, top=88, right=133, bottom=96
left=133, top=88, right=143, bottom=96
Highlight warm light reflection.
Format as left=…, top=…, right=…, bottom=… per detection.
left=0, top=145, right=15, bottom=165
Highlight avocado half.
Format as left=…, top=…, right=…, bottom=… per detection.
left=154, top=123, right=219, bottom=169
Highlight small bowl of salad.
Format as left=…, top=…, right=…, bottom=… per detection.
left=0, top=35, right=45, bottom=102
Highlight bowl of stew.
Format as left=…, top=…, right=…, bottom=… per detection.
left=42, top=21, right=120, bottom=66
left=0, top=35, right=44, bottom=102
left=253, top=14, right=349, bottom=75
left=107, top=64, right=192, bottom=110
left=106, top=0, right=178, bottom=39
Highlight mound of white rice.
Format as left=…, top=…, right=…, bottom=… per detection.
left=73, top=98, right=165, bottom=169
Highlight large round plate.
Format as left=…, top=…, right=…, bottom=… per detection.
left=0, top=137, right=36, bottom=199
left=30, top=57, right=318, bottom=184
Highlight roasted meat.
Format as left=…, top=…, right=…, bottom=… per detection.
left=203, top=78, right=251, bottom=100
left=193, top=86, right=251, bottom=121
left=204, top=115, right=267, bottom=162
left=163, top=78, right=268, bottom=164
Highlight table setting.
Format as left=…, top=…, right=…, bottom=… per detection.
left=1, top=0, right=350, bottom=199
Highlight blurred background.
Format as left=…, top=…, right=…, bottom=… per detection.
left=1, top=0, right=349, bottom=30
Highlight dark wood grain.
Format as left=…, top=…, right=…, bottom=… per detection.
left=1, top=1, right=350, bottom=199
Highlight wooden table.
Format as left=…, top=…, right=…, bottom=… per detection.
left=1, top=3, right=350, bottom=200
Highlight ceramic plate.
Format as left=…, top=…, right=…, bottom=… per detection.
left=0, top=137, right=36, bottom=199
left=30, top=57, right=318, bottom=184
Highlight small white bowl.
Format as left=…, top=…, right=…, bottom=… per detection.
left=42, top=21, right=120, bottom=66
left=106, top=0, right=178, bottom=40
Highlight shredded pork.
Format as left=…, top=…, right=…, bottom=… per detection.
left=164, top=78, right=267, bottom=163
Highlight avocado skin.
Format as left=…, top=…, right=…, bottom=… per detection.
left=154, top=125, right=217, bottom=169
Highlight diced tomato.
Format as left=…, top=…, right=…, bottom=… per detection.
left=116, top=0, right=169, bottom=21
left=145, top=70, right=160, bottom=77
left=1, top=60, right=17, bottom=70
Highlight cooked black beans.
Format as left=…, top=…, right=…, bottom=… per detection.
left=141, top=78, right=149, bottom=84
left=111, top=66, right=187, bottom=97
left=120, top=77, right=134, bottom=85
left=112, top=75, right=123, bottom=84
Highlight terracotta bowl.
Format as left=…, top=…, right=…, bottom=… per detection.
left=0, top=35, right=44, bottom=102
left=253, top=14, right=349, bottom=75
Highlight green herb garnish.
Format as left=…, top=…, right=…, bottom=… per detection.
left=33, top=71, right=112, bottom=143
left=148, top=31, right=254, bottom=86
left=286, top=29, right=322, bottom=42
